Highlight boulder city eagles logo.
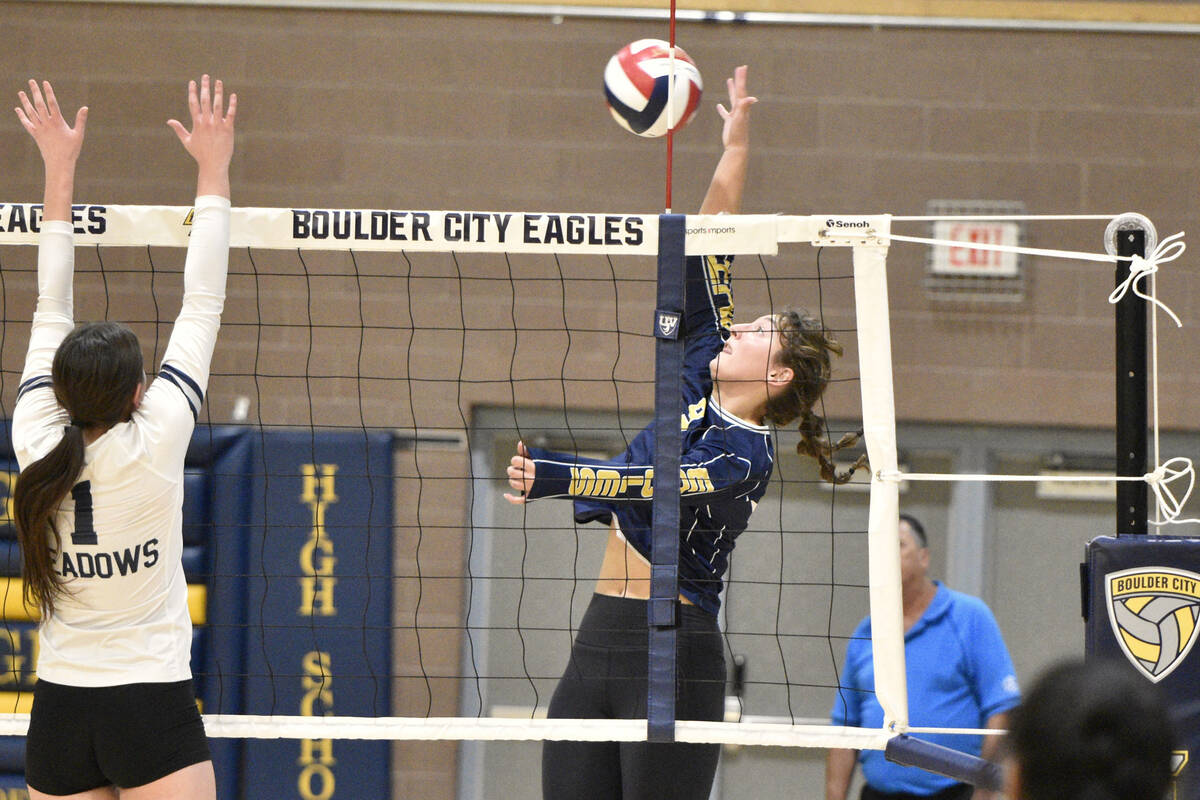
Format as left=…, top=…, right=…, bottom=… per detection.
left=1106, top=566, right=1200, bottom=683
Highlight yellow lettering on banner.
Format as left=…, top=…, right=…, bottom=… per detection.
left=300, top=576, right=338, bottom=616
left=299, top=651, right=335, bottom=799
left=28, top=625, right=39, bottom=668
left=0, top=627, right=37, bottom=689
left=0, top=471, right=15, bottom=527
left=299, top=465, right=339, bottom=615
left=300, top=651, right=334, bottom=716
left=298, top=764, right=335, bottom=800
left=300, top=535, right=337, bottom=576
left=299, top=737, right=335, bottom=765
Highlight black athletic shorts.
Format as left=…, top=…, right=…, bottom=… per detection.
left=25, top=678, right=211, bottom=795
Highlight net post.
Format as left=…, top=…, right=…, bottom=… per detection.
left=1114, top=228, right=1148, bottom=535
left=648, top=213, right=686, bottom=743
left=851, top=241, right=909, bottom=732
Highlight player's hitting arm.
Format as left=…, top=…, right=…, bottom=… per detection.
left=698, top=65, right=755, bottom=216
left=506, top=441, right=760, bottom=505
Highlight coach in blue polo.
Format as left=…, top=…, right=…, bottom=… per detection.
left=826, top=514, right=1020, bottom=800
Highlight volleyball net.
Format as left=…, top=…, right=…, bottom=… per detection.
left=0, top=205, right=1194, bottom=791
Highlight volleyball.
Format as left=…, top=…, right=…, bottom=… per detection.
left=603, top=39, right=703, bottom=138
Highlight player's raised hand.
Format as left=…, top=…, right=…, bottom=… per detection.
left=15, top=80, right=87, bottom=168
left=504, top=441, right=536, bottom=504
left=716, top=65, right=757, bottom=151
left=167, top=75, right=236, bottom=198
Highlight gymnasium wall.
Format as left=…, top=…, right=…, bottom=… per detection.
left=2, top=3, right=1199, bottom=798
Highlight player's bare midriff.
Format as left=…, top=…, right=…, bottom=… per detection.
left=594, top=521, right=696, bottom=605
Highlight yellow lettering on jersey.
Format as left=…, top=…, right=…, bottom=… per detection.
left=638, top=469, right=654, bottom=498
left=570, top=467, right=596, bottom=496
left=569, top=466, right=713, bottom=497
left=705, top=255, right=734, bottom=331
left=680, top=397, right=707, bottom=430
left=299, top=465, right=338, bottom=616
left=570, top=468, right=658, bottom=498
left=680, top=467, right=714, bottom=495
left=623, top=471, right=651, bottom=499
left=592, top=468, right=622, bottom=497
left=298, top=650, right=336, bottom=800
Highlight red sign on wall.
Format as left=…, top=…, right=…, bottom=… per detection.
left=930, top=221, right=1021, bottom=277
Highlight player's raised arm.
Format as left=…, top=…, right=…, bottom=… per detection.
left=148, top=75, right=237, bottom=451
left=168, top=74, right=236, bottom=200
left=699, top=65, right=756, bottom=216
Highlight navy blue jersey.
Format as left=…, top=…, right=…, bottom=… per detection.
left=524, top=254, right=775, bottom=615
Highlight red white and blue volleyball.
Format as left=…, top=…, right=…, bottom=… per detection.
left=604, top=39, right=703, bottom=138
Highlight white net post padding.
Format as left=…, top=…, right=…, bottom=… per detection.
left=851, top=240, right=907, bottom=734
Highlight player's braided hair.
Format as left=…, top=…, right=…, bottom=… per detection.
left=13, top=321, right=144, bottom=616
left=764, top=309, right=867, bottom=485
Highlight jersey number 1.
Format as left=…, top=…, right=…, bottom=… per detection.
left=71, top=480, right=97, bottom=545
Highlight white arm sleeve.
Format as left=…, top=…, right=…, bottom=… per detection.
left=18, top=220, right=75, bottom=389
left=13, top=220, right=76, bottom=466
left=136, top=196, right=230, bottom=472
left=154, top=195, right=231, bottom=418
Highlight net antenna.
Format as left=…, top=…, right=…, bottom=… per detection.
left=665, top=0, right=677, bottom=212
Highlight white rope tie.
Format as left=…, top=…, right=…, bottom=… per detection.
left=1108, top=231, right=1186, bottom=327
left=1146, top=457, right=1200, bottom=526
left=879, top=231, right=1116, bottom=263
left=882, top=459, right=1199, bottom=528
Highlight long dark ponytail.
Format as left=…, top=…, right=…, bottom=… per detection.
left=13, top=322, right=143, bottom=617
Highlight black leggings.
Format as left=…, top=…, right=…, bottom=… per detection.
left=861, top=781, right=974, bottom=800
left=542, top=594, right=726, bottom=800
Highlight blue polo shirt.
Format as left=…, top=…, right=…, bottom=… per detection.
left=830, top=582, right=1020, bottom=795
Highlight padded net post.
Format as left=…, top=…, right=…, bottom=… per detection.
left=1113, top=227, right=1149, bottom=535
left=850, top=240, right=907, bottom=732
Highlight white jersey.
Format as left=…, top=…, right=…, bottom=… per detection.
left=12, top=197, right=230, bottom=687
